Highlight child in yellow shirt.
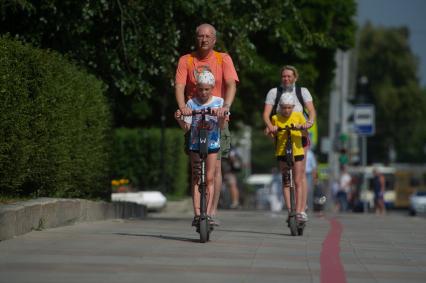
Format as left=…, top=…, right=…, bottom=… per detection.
left=269, top=93, right=308, bottom=222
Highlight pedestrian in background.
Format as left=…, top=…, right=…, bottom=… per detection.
left=305, top=145, right=317, bottom=211
left=222, top=146, right=241, bottom=209
left=337, top=165, right=352, bottom=212
left=373, top=168, right=386, bottom=215
left=331, top=180, right=340, bottom=212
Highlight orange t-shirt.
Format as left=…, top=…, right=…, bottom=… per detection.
left=175, top=51, right=239, bottom=100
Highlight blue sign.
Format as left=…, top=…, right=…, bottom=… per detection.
left=355, top=125, right=374, bottom=135
left=354, top=104, right=375, bottom=136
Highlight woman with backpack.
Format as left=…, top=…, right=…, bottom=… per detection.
left=262, top=65, right=317, bottom=222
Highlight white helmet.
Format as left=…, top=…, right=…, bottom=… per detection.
left=279, top=93, right=295, bottom=105
left=197, top=70, right=215, bottom=86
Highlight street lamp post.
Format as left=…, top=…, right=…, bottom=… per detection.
left=328, top=50, right=351, bottom=200
left=356, top=76, right=372, bottom=213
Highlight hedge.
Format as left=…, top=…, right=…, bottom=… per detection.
left=0, top=37, right=111, bottom=199
left=111, top=128, right=189, bottom=197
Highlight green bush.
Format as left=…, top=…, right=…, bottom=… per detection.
left=0, top=37, right=111, bottom=199
left=112, top=128, right=189, bottom=197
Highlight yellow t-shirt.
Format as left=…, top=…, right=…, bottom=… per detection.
left=271, top=112, right=306, bottom=157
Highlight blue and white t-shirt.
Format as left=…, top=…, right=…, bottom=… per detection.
left=184, top=96, right=223, bottom=152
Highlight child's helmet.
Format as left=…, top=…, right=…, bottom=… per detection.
left=196, top=70, right=215, bottom=86
left=279, top=93, right=295, bottom=105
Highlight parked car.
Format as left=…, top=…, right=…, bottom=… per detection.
left=409, top=190, right=426, bottom=216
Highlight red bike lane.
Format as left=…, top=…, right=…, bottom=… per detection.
left=320, top=217, right=346, bottom=283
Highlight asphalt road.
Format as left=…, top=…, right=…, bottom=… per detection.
left=0, top=205, right=425, bottom=283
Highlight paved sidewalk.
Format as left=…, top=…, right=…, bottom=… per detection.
left=0, top=201, right=425, bottom=283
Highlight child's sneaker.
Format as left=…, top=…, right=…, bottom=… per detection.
left=191, top=216, right=200, bottom=227
left=208, top=216, right=220, bottom=226
left=297, top=212, right=308, bottom=222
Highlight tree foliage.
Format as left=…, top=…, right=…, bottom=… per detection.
left=0, top=36, right=111, bottom=198
left=357, top=23, right=426, bottom=163
left=0, top=0, right=356, bottom=129
left=112, top=128, right=188, bottom=196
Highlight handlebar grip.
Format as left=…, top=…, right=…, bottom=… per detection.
left=191, top=107, right=212, bottom=115
left=184, top=107, right=231, bottom=116
left=277, top=124, right=297, bottom=131
left=180, top=107, right=229, bottom=116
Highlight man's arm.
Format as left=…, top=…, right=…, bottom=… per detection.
left=175, top=83, right=186, bottom=109
left=175, top=55, right=193, bottom=115
left=224, top=79, right=236, bottom=107
left=218, top=54, right=239, bottom=117
left=175, top=83, right=191, bottom=115
left=217, top=79, right=236, bottom=117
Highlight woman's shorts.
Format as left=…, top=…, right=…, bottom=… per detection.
left=276, top=155, right=304, bottom=162
left=302, top=136, right=310, bottom=148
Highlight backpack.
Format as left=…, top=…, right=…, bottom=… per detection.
left=271, top=86, right=307, bottom=118
left=187, top=51, right=223, bottom=68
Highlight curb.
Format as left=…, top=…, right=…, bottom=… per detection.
left=161, top=197, right=192, bottom=214
left=0, top=198, right=147, bottom=241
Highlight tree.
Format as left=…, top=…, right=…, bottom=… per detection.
left=0, top=0, right=356, bottom=129
left=357, top=23, right=426, bottom=163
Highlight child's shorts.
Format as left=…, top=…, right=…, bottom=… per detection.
left=190, top=148, right=220, bottom=154
left=183, top=123, right=230, bottom=159
left=276, top=155, right=304, bottom=162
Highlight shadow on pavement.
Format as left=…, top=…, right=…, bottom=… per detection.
left=113, top=232, right=200, bottom=243
left=145, top=216, right=191, bottom=222
left=217, top=228, right=291, bottom=237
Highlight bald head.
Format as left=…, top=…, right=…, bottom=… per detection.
left=195, top=23, right=217, bottom=54
left=196, top=23, right=217, bottom=37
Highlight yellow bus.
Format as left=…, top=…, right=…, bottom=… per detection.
left=393, top=164, right=426, bottom=208
left=347, top=165, right=396, bottom=210
left=348, top=164, right=426, bottom=209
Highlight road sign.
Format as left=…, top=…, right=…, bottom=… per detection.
left=354, top=104, right=375, bottom=136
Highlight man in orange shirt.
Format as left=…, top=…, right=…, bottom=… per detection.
left=175, top=23, right=239, bottom=224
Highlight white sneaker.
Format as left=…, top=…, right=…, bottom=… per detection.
left=297, top=212, right=308, bottom=222
left=230, top=202, right=241, bottom=209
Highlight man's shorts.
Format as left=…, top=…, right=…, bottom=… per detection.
left=218, top=122, right=231, bottom=160
left=184, top=131, right=190, bottom=155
